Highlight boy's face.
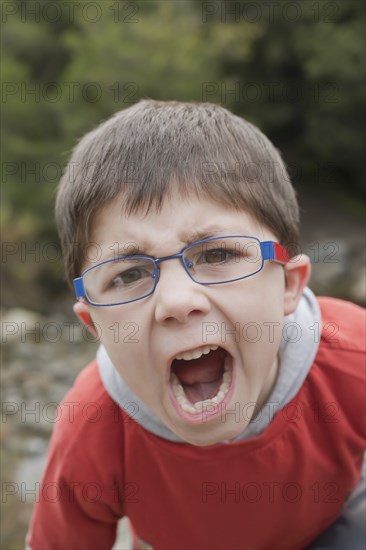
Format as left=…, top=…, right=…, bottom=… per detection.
left=76, top=192, right=310, bottom=446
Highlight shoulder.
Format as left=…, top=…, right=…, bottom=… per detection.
left=308, top=298, right=365, bottom=436
left=317, top=296, right=365, bottom=354
left=314, top=297, right=365, bottom=380
left=309, top=296, right=365, bottom=394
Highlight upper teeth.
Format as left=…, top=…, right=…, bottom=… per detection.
left=174, top=345, right=219, bottom=361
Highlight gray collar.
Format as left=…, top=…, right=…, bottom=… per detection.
left=97, top=287, right=321, bottom=443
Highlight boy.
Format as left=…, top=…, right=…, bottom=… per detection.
left=27, top=101, right=365, bottom=549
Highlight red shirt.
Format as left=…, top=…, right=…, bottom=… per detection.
left=27, top=298, right=366, bottom=550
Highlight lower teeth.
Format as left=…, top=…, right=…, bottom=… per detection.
left=171, top=355, right=232, bottom=414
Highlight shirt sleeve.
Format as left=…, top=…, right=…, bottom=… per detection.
left=306, top=452, right=366, bottom=550
left=26, top=450, right=119, bottom=549
left=26, top=363, right=125, bottom=550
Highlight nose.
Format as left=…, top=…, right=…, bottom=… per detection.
left=153, top=259, right=211, bottom=324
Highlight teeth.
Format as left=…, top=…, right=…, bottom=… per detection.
left=170, top=354, right=233, bottom=415
left=223, top=371, right=231, bottom=383
left=175, top=345, right=218, bottom=361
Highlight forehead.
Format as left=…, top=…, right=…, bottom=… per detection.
left=88, top=192, right=276, bottom=262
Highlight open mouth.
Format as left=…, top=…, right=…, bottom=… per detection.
left=169, top=345, right=233, bottom=415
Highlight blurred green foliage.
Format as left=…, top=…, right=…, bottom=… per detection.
left=1, top=0, right=365, bottom=311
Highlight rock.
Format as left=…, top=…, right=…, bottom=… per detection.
left=1, top=309, right=46, bottom=344
left=15, top=452, right=48, bottom=488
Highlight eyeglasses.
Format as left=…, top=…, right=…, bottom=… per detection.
left=73, top=236, right=289, bottom=306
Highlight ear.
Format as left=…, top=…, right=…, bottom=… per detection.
left=73, top=301, right=100, bottom=339
left=283, top=255, right=311, bottom=315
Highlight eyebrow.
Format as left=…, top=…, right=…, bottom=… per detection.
left=102, top=224, right=241, bottom=261
left=184, top=225, right=234, bottom=244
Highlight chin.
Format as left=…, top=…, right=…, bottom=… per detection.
left=164, top=411, right=250, bottom=447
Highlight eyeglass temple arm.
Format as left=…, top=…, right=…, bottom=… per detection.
left=74, top=277, right=85, bottom=300
left=261, top=241, right=290, bottom=264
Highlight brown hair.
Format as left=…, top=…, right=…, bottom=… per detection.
left=55, top=100, right=299, bottom=287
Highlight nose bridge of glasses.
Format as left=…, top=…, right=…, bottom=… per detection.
left=154, top=251, right=194, bottom=282
left=155, top=251, right=186, bottom=267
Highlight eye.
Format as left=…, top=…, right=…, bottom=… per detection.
left=112, top=267, right=148, bottom=287
left=200, top=248, right=236, bottom=264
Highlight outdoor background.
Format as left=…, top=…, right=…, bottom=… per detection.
left=1, top=0, right=365, bottom=548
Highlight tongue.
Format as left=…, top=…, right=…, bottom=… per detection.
left=184, top=380, right=222, bottom=403
left=172, top=348, right=226, bottom=403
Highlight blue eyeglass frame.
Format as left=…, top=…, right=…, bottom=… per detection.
left=73, top=236, right=289, bottom=306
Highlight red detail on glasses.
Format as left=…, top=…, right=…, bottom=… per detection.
left=274, top=243, right=290, bottom=264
